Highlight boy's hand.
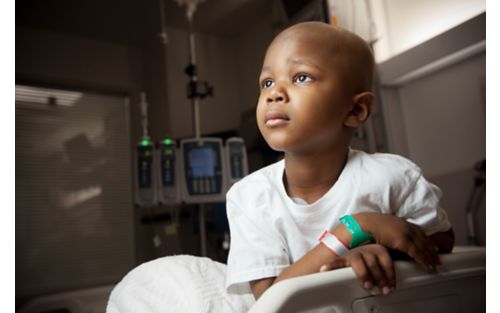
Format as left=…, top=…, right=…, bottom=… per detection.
left=356, top=213, right=441, bottom=271
left=319, top=244, right=395, bottom=295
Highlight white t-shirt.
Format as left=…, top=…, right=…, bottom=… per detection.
left=225, top=149, right=451, bottom=292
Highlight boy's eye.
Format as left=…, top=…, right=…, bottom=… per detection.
left=294, top=74, right=312, bottom=83
left=262, top=79, right=274, bottom=89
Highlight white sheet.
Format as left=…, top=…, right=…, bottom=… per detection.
left=106, top=255, right=255, bottom=313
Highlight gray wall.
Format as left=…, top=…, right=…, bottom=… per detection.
left=378, top=14, right=486, bottom=246
left=399, top=53, right=485, bottom=178
left=398, top=53, right=485, bottom=245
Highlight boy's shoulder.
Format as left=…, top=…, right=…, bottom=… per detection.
left=350, top=149, right=422, bottom=182
left=353, top=149, right=419, bottom=167
left=227, top=159, right=284, bottom=198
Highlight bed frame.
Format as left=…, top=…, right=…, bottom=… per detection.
left=249, top=246, right=485, bottom=313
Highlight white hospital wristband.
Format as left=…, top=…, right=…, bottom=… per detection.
left=319, top=230, right=349, bottom=256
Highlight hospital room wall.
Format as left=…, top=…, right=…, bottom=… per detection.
left=377, top=13, right=486, bottom=246
left=399, top=53, right=485, bottom=246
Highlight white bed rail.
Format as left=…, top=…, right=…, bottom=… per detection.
left=248, top=246, right=485, bottom=313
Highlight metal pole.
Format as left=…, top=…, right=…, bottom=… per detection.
left=187, top=15, right=205, bottom=256
left=199, top=203, right=207, bottom=256
left=187, top=18, right=201, bottom=140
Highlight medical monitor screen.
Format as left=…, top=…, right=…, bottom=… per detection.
left=189, top=148, right=215, bottom=177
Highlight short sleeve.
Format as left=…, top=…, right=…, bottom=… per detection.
left=225, top=188, right=290, bottom=294
left=396, top=171, right=451, bottom=235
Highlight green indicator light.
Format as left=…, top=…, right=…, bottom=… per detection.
left=163, top=138, right=174, bottom=145
left=139, top=138, right=151, bottom=147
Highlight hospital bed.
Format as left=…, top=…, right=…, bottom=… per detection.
left=18, top=246, right=485, bottom=313
left=248, top=246, right=485, bottom=313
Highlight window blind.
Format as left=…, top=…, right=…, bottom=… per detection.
left=15, top=85, right=134, bottom=301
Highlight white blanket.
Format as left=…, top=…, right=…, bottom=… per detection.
left=106, top=255, right=255, bottom=313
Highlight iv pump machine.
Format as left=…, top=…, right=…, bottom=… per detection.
left=134, top=137, right=248, bottom=207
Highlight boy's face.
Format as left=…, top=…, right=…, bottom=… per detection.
left=256, top=29, right=353, bottom=154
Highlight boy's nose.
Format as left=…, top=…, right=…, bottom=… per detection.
left=267, top=84, right=289, bottom=104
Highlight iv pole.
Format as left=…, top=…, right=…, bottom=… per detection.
left=173, top=0, right=214, bottom=257
left=176, top=0, right=213, bottom=140
left=187, top=17, right=201, bottom=139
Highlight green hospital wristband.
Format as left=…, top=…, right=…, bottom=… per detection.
left=339, top=215, right=374, bottom=248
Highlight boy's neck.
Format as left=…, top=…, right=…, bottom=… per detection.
left=283, top=146, right=349, bottom=204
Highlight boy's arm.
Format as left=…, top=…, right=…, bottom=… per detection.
left=250, top=212, right=450, bottom=299
left=250, top=215, right=395, bottom=299
left=355, top=212, right=454, bottom=267
left=250, top=242, right=343, bottom=299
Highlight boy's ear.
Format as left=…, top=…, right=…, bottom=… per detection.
left=344, top=91, right=374, bottom=128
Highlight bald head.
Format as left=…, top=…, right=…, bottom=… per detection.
left=268, top=22, right=375, bottom=94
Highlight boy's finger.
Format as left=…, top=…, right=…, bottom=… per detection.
left=408, top=233, right=440, bottom=268
left=411, top=227, right=441, bottom=266
left=415, top=237, right=439, bottom=266
left=406, top=241, right=438, bottom=272
left=377, top=251, right=396, bottom=287
left=405, top=243, right=428, bottom=267
left=411, top=229, right=435, bottom=253
left=350, top=255, right=373, bottom=289
left=361, top=253, right=388, bottom=289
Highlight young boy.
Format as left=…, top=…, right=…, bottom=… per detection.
left=225, top=22, right=454, bottom=300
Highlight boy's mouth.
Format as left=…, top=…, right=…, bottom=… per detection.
left=265, top=112, right=290, bottom=127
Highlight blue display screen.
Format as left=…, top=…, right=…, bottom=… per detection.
left=189, top=148, right=214, bottom=177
